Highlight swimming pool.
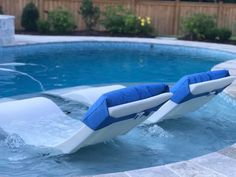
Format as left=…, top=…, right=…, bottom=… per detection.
left=0, top=42, right=236, bottom=176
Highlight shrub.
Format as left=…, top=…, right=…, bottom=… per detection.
left=0, top=6, right=3, bottom=14
left=37, top=20, right=50, bottom=34
left=21, top=2, right=39, bottom=31
left=216, top=28, right=232, bottom=42
left=102, top=5, right=129, bottom=34
left=205, top=27, right=232, bottom=42
left=48, top=8, right=76, bottom=34
left=123, top=14, right=139, bottom=34
left=79, top=0, right=100, bottom=31
left=137, top=16, right=153, bottom=36
left=181, top=13, right=217, bottom=40
left=102, top=5, right=153, bottom=36
left=205, top=27, right=218, bottom=41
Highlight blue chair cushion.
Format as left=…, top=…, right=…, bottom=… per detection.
left=170, top=70, right=230, bottom=104
left=82, top=84, right=169, bottom=130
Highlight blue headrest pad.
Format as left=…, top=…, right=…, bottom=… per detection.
left=82, top=84, right=169, bottom=130
left=170, top=70, right=230, bottom=104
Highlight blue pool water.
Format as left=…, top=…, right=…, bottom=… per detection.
left=0, top=42, right=236, bottom=176
left=0, top=42, right=235, bottom=98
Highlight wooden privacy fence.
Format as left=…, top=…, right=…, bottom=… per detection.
left=1, top=0, right=236, bottom=35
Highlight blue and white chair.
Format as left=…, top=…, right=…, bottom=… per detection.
left=0, top=84, right=171, bottom=154
left=147, top=70, right=235, bottom=123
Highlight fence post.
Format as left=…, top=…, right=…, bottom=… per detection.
left=217, top=0, right=223, bottom=27
left=38, top=0, right=45, bottom=19
left=131, top=0, right=137, bottom=13
left=173, top=0, right=180, bottom=35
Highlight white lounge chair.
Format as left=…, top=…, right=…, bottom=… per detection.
left=147, top=70, right=235, bottom=123
left=54, top=84, right=126, bottom=106
left=0, top=84, right=171, bottom=154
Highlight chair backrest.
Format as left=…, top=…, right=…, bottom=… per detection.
left=170, top=70, right=235, bottom=104
left=82, top=84, right=171, bottom=130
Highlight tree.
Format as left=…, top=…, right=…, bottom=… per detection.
left=21, top=2, right=39, bottom=31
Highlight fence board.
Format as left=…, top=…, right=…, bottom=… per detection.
left=1, top=0, right=236, bottom=35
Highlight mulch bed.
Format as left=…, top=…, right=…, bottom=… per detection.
left=16, top=30, right=155, bottom=38
left=178, top=36, right=236, bottom=45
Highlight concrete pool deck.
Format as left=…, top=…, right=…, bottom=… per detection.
left=213, top=60, right=236, bottom=100
left=3, top=35, right=236, bottom=177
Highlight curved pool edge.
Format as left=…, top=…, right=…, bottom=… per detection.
left=6, top=35, right=236, bottom=55
left=4, top=35, right=236, bottom=177
left=86, top=150, right=236, bottom=177
left=213, top=60, right=236, bottom=100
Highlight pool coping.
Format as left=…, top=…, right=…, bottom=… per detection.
left=3, top=35, right=236, bottom=177
left=7, top=35, right=236, bottom=54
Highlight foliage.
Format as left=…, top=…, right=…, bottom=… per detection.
left=181, top=0, right=236, bottom=3
left=47, top=8, right=76, bottom=34
left=204, top=27, right=218, bottom=41
left=0, top=6, right=3, bottom=14
left=102, top=5, right=153, bottom=36
left=21, top=2, right=39, bottom=31
left=137, top=16, right=153, bottom=35
left=181, top=13, right=232, bottom=42
left=102, top=5, right=129, bottom=34
left=206, top=27, right=232, bottom=42
left=216, top=28, right=232, bottom=42
left=80, top=0, right=100, bottom=31
left=224, top=0, right=236, bottom=3
left=37, top=19, right=50, bottom=34
left=181, top=13, right=217, bottom=40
